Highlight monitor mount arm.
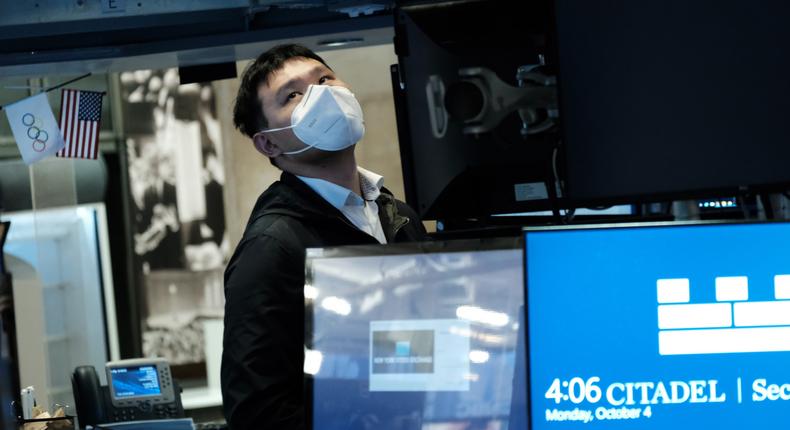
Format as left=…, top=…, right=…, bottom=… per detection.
left=442, top=64, right=558, bottom=137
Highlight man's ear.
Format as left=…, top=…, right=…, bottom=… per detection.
left=252, top=132, right=282, bottom=159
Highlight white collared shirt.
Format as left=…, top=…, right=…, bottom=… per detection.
left=297, top=167, right=387, bottom=244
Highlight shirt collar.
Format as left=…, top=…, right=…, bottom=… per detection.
left=297, top=167, right=384, bottom=210
left=358, top=166, right=383, bottom=202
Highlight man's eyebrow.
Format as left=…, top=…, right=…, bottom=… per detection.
left=274, top=65, right=328, bottom=101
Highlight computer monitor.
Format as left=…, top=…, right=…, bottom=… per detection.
left=306, top=238, right=526, bottom=429
left=524, top=221, right=790, bottom=429
left=555, top=0, right=790, bottom=205
left=0, top=220, right=17, bottom=429
left=392, top=1, right=559, bottom=221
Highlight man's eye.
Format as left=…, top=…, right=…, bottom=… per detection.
left=318, top=75, right=333, bottom=84
left=286, top=92, right=300, bottom=102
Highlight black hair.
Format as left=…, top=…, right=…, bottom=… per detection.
left=232, top=44, right=330, bottom=139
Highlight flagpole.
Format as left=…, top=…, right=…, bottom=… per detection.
left=42, top=72, right=92, bottom=94
left=0, top=72, right=95, bottom=111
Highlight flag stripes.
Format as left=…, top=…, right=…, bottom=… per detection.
left=57, top=89, right=102, bottom=159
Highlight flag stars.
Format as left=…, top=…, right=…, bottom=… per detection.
left=78, top=91, right=103, bottom=122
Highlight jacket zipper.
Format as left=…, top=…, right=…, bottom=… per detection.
left=391, top=216, right=410, bottom=239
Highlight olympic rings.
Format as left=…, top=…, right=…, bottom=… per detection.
left=32, top=139, right=47, bottom=152
left=27, top=126, right=47, bottom=141
left=20, top=112, right=49, bottom=152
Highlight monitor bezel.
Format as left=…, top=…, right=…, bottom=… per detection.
left=305, top=236, right=523, bottom=430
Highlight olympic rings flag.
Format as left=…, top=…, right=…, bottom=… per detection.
left=4, top=93, right=65, bottom=165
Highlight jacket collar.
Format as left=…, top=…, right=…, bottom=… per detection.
left=248, top=171, right=409, bottom=240
left=295, top=167, right=384, bottom=210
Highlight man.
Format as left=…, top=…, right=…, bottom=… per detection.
left=221, top=44, right=427, bottom=429
left=133, top=140, right=183, bottom=271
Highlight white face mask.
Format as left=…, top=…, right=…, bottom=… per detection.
left=257, top=84, right=365, bottom=155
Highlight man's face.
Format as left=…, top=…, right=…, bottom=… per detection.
left=257, top=57, right=351, bottom=155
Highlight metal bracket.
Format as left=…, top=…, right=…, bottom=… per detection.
left=454, top=65, right=557, bottom=136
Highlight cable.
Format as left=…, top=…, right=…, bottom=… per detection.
left=548, top=144, right=564, bottom=223
left=563, top=207, right=576, bottom=223
left=760, top=193, right=775, bottom=220
left=551, top=143, right=563, bottom=198
left=549, top=142, right=585, bottom=223
left=737, top=194, right=750, bottom=220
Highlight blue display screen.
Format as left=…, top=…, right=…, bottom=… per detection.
left=308, top=247, right=527, bottom=430
left=110, top=365, right=161, bottom=398
left=526, top=222, right=790, bottom=428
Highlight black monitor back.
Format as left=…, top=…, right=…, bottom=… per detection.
left=393, top=1, right=559, bottom=221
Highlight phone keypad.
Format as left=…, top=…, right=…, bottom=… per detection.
left=154, top=403, right=181, bottom=418
left=111, top=408, right=137, bottom=422
left=110, top=402, right=180, bottom=422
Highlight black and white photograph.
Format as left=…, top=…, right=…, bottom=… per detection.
left=120, top=68, right=229, bottom=369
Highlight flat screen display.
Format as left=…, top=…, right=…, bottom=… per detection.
left=556, top=0, right=790, bottom=203
left=307, top=240, right=526, bottom=430
left=525, top=222, right=790, bottom=428
left=110, top=365, right=162, bottom=398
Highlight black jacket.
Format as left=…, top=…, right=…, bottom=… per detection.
left=221, top=172, right=427, bottom=430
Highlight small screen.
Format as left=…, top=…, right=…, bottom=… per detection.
left=526, top=222, right=790, bottom=429
left=110, top=365, right=162, bottom=398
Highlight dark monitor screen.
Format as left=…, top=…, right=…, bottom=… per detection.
left=525, top=222, right=790, bottom=428
left=556, top=0, right=790, bottom=204
left=306, top=239, right=527, bottom=430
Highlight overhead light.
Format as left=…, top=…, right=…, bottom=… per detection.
left=321, top=296, right=352, bottom=316
left=317, top=38, right=364, bottom=48
left=462, top=373, right=480, bottom=382
left=304, top=284, right=319, bottom=300
left=469, top=350, right=490, bottom=364
left=448, top=326, right=506, bottom=345
left=304, top=348, right=323, bottom=375
left=456, top=305, right=509, bottom=327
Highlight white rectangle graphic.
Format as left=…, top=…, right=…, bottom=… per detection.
left=715, top=276, right=749, bottom=301
left=514, top=182, right=548, bottom=202
left=734, top=301, right=790, bottom=327
left=657, top=303, right=732, bottom=330
left=370, top=319, right=470, bottom=392
left=656, top=278, right=690, bottom=304
left=659, top=326, right=790, bottom=355
left=775, top=275, right=790, bottom=299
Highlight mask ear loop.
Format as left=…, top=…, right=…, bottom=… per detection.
left=255, top=84, right=320, bottom=135
left=256, top=85, right=333, bottom=155
left=253, top=127, right=315, bottom=156
left=281, top=143, right=315, bottom=155
left=255, top=124, right=295, bottom=135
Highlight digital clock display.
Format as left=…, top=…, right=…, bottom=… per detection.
left=526, top=223, right=790, bottom=428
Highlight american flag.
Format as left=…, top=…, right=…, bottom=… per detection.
left=57, top=89, right=104, bottom=159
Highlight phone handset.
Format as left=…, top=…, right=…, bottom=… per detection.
left=72, top=366, right=107, bottom=427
